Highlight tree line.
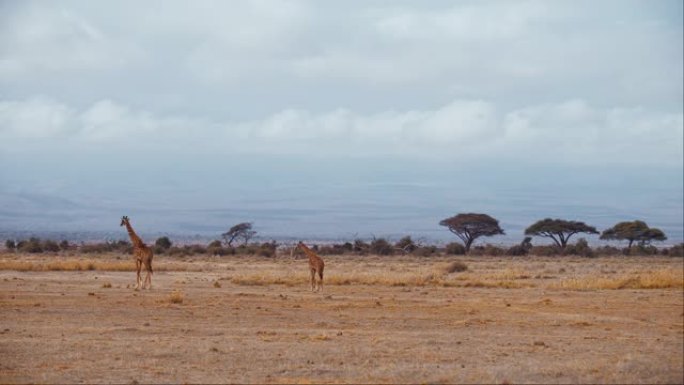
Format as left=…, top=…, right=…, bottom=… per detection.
left=438, top=213, right=669, bottom=253
left=3, top=217, right=680, bottom=257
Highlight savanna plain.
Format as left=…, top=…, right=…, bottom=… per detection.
left=0, top=252, right=682, bottom=384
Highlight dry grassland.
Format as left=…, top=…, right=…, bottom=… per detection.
left=0, top=253, right=682, bottom=384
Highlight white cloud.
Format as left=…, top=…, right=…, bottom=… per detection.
left=1, top=96, right=680, bottom=166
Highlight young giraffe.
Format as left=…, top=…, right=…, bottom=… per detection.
left=120, top=216, right=153, bottom=290
left=296, top=241, right=325, bottom=292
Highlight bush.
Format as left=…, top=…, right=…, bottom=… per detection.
left=370, top=238, right=393, bottom=255
left=414, top=246, right=438, bottom=257
left=59, top=240, right=71, bottom=251
left=258, top=242, right=277, bottom=258
left=155, top=237, right=172, bottom=250
left=445, top=242, right=466, bottom=255
left=318, top=243, right=353, bottom=255
left=529, top=245, right=560, bottom=256
left=506, top=244, right=528, bottom=256
left=42, top=239, right=61, bottom=253
left=18, top=238, right=43, bottom=253
left=565, top=238, right=594, bottom=257
left=469, top=244, right=505, bottom=256
left=593, top=245, right=622, bottom=256
left=81, top=240, right=131, bottom=254
left=5, top=239, right=16, bottom=251
left=663, top=243, right=683, bottom=257
left=395, top=236, right=417, bottom=254
left=353, top=239, right=370, bottom=255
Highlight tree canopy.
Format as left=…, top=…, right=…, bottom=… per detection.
left=439, top=213, right=504, bottom=253
left=600, top=220, right=667, bottom=247
left=525, top=218, right=598, bottom=249
left=221, top=222, right=256, bottom=246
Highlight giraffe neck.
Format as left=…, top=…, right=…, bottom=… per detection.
left=125, top=221, right=146, bottom=248
left=299, top=244, right=319, bottom=261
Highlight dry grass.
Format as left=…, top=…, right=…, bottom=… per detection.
left=441, top=260, right=468, bottom=274
left=169, top=290, right=184, bottom=304
left=550, top=269, right=684, bottom=290
left=0, top=259, right=196, bottom=272
left=1, top=254, right=682, bottom=384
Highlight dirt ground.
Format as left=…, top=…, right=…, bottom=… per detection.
left=0, top=254, right=682, bottom=384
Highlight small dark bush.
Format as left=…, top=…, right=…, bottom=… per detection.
left=370, top=238, right=393, bottom=255
left=5, top=239, right=16, bottom=251
left=353, top=239, right=370, bottom=255
left=445, top=242, right=466, bottom=255
left=565, top=238, right=594, bottom=257
left=506, top=244, right=528, bottom=256
left=529, top=245, right=560, bottom=256
left=59, top=240, right=71, bottom=251
left=155, top=236, right=172, bottom=250
left=593, top=245, right=622, bottom=256
left=469, top=244, right=505, bottom=256
left=663, top=243, right=683, bottom=257
left=395, top=236, right=417, bottom=254
left=18, top=238, right=43, bottom=253
left=258, top=242, right=277, bottom=258
left=42, top=239, right=60, bottom=253
left=414, top=246, right=438, bottom=257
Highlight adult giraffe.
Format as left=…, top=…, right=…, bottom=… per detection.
left=120, top=216, right=153, bottom=290
left=296, top=241, right=325, bottom=292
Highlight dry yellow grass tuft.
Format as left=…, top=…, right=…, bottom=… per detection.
left=169, top=290, right=184, bottom=304
left=550, top=269, right=683, bottom=290
left=442, top=261, right=468, bottom=274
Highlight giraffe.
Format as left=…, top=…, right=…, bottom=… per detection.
left=120, top=216, right=153, bottom=290
left=296, top=241, right=325, bottom=292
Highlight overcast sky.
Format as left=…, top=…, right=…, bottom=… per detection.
left=0, top=0, right=682, bottom=240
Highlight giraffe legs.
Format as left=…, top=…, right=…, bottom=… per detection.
left=310, top=268, right=316, bottom=292
left=135, top=259, right=142, bottom=290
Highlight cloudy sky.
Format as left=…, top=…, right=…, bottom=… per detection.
left=0, top=0, right=682, bottom=242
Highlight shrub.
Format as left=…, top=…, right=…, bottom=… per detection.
left=414, top=246, right=438, bottom=257
left=353, top=239, right=370, bottom=255
left=469, top=244, right=505, bottom=256
left=445, top=242, right=466, bottom=255
left=59, top=240, right=71, bottom=251
left=662, top=243, right=683, bottom=257
left=42, top=239, right=61, bottom=253
left=506, top=244, right=528, bottom=256
left=5, top=239, right=16, bottom=251
left=529, top=245, right=560, bottom=256
left=370, top=238, right=393, bottom=255
left=18, top=238, right=43, bottom=253
left=207, top=240, right=227, bottom=256
left=155, top=237, right=172, bottom=250
left=565, top=238, right=594, bottom=257
left=395, top=236, right=417, bottom=254
left=593, top=245, right=622, bottom=256
left=258, top=242, right=277, bottom=258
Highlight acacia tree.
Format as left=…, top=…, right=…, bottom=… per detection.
left=439, top=213, right=505, bottom=253
left=525, top=218, right=598, bottom=249
left=222, top=222, right=256, bottom=247
left=601, top=220, right=667, bottom=247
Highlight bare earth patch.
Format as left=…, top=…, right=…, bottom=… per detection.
left=0, top=254, right=682, bottom=384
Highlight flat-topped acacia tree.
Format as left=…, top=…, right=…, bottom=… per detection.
left=525, top=218, right=598, bottom=249
left=439, top=213, right=505, bottom=254
left=600, top=220, right=667, bottom=248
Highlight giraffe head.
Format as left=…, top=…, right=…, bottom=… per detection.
left=120, top=216, right=129, bottom=227
left=297, top=241, right=305, bottom=249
